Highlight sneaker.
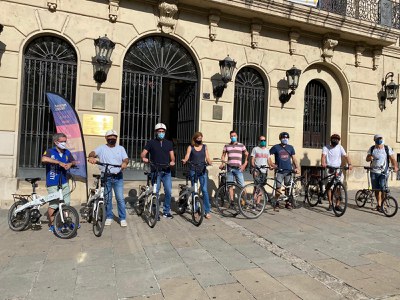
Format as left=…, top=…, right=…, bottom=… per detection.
left=285, top=202, right=293, bottom=210
left=163, top=213, right=174, bottom=219
left=229, top=202, right=235, bottom=209
left=327, top=205, right=333, bottom=211
left=273, top=203, right=279, bottom=212
left=120, top=220, right=127, bottom=227
left=105, top=219, right=113, bottom=226
left=49, top=225, right=55, bottom=232
left=334, top=206, right=343, bottom=212
left=204, top=213, right=211, bottom=219
left=69, top=223, right=81, bottom=230
left=157, top=215, right=161, bottom=221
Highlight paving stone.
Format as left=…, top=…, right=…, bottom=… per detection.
left=73, top=286, right=118, bottom=300
left=159, top=276, right=209, bottom=300
left=258, top=256, right=304, bottom=277
left=204, top=282, right=254, bottom=300
left=0, top=272, right=36, bottom=300
left=116, top=269, right=159, bottom=298
left=362, top=252, right=400, bottom=271
left=312, top=259, right=370, bottom=282
left=189, top=261, right=237, bottom=288
left=176, top=247, right=215, bottom=265
left=348, top=277, right=400, bottom=298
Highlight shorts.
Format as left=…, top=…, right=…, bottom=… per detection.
left=370, top=172, right=386, bottom=190
left=226, top=167, right=245, bottom=187
left=275, top=172, right=291, bottom=189
left=47, top=183, right=70, bottom=209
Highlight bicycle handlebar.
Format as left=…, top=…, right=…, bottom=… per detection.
left=95, top=161, right=121, bottom=168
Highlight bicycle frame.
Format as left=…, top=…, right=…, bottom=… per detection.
left=271, top=169, right=297, bottom=201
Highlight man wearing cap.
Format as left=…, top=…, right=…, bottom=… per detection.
left=321, top=134, right=353, bottom=211
left=141, top=123, right=176, bottom=219
left=88, top=130, right=129, bottom=227
left=366, top=134, right=398, bottom=212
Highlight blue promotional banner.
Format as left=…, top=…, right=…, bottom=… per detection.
left=46, top=92, right=87, bottom=182
left=288, top=0, right=318, bottom=7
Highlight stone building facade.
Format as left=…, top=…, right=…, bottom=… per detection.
left=1, top=0, right=400, bottom=206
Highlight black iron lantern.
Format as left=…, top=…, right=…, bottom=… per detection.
left=93, top=35, right=115, bottom=84
left=213, top=55, right=237, bottom=98
left=279, top=65, right=302, bottom=104
left=379, top=72, right=398, bottom=111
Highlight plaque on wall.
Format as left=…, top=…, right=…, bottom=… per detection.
left=83, top=114, right=114, bottom=136
left=213, top=105, right=223, bottom=120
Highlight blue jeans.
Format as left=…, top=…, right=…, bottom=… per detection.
left=371, top=172, right=386, bottom=190
left=155, top=171, right=172, bottom=214
left=226, top=168, right=245, bottom=187
left=105, top=176, right=126, bottom=220
left=190, top=170, right=211, bottom=214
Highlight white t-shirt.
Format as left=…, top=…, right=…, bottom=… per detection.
left=251, top=147, right=270, bottom=173
left=95, top=144, right=128, bottom=174
left=322, top=145, right=346, bottom=168
left=367, top=145, right=394, bottom=174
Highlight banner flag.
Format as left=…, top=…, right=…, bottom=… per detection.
left=46, top=92, right=87, bottom=182
left=288, top=0, right=318, bottom=7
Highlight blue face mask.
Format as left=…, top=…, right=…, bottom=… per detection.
left=260, top=141, right=266, bottom=147
left=376, top=139, right=384, bottom=145
left=231, top=136, right=237, bottom=143
left=281, top=138, right=289, bottom=145
left=157, top=132, right=165, bottom=139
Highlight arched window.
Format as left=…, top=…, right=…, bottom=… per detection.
left=233, top=67, right=266, bottom=152
left=303, top=80, right=328, bottom=148
left=19, top=36, right=77, bottom=171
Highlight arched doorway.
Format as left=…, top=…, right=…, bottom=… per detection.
left=19, top=36, right=77, bottom=176
left=233, top=67, right=267, bottom=153
left=303, top=80, right=329, bottom=148
left=121, top=36, right=198, bottom=174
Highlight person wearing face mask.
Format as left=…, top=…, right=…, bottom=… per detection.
left=141, top=123, right=176, bottom=219
left=42, top=133, right=77, bottom=232
left=251, top=135, right=275, bottom=178
left=321, top=134, right=352, bottom=211
left=182, top=132, right=213, bottom=219
left=366, top=134, right=398, bottom=212
left=88, top=130, right=129, bottom=227
left=269, top=132, right=299, bottom=210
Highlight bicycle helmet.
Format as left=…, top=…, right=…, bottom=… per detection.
left=154, top=123, right=167, bottom=131
left=279, top=132, right=290, bottom=139
left=330, top=133, right=340, bottom=140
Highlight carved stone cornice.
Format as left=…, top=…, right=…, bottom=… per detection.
left=321, top=36, right=338, bottom=61
left=208, top=10, right=220, bottom=41
left=373, top=48, right=382, bottom=70
left=289, top=29, right=300, bottom=55
left=47, top=1, right=57, bottom=12
left=251, top=20, right=262, bottom=49
left=158, top=1, right=178, bottom=33
left=109, top=0, right=120, bottom=23
left=354, top=44, right=365, bottom=67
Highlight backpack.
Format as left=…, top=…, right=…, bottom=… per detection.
left=369, top=145, right=390, bottom=165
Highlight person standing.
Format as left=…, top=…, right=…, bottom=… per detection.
left=182, top=132, right=213, bottom=219
left=269, top=132, right=299, bottom=210
left=321, top=133, right=353, bottom=211
left=141, top=123, right=176, bottom=219
left=42, top=133, right=77, bottom=232
left=88, top=130, right=129, bottom=227
left=251, top=135, right=274, bottom=179
left=366, top=134, right=398, bottom=212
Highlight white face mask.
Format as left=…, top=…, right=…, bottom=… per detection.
left=56, top=141, right=67, bottom=150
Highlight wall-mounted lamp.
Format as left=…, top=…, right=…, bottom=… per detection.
left=213, top=55, right=236, bottom=98
left=279, top=65, right=302, bottom=104
left=379, top=72, right=398, bottom=111
left=93, top=35, right=115, bottom=84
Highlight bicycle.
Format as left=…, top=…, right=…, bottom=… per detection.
left=305, top=166, right=349, bottom=217
left=213, top=158, right=243, bottom=217
left=8, top=167, right=79, bottom=239
left=176, top=161, right=205, bottom=226
left=81, top=162, right=121, bottom=237
left=354, top=166, right=398, bottom=217
left=271, top=168, right=305, bottom=209
left=133, top=162, right=170, bottom=228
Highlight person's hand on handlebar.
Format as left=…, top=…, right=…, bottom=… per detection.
left=142, top=157, right=149, bottom=163
left=181, top=159, right=187, bottom=165
left=170, top=161, right=175, bottom=167
left=88, top=157, right=97, bottom=164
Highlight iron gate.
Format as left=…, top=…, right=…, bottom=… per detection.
left=303, top=80, right=328, bottom=148
left=19, top=36, right=77, bottom=172
left=233, top=67, right=266, bottom=154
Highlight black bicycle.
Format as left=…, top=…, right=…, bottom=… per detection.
left=305, top=166, right=349, bottom=217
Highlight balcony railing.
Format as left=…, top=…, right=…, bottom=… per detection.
left=319, top=0, right=400, bottom=29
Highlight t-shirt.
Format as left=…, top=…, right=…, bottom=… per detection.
left=43, top=147, right=75, bottom=187
left=223, top=143, right=247, bottom=167
left=367, top=145, right=394, bottom=174
left=94, top=144, right=128, bottom=174
left=322, top=145, right=346, bottom=168
left=144, top=138, right=174, bottom=165
left=251, top=147, right=270, bottom=173
left=269, top=144, right=295, bottom=172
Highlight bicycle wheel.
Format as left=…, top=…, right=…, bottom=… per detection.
left=294, top=176, right=306, bottom=198
left=382, top=196, right=398, bottom=217
left=8, top=199, right=30, bottom=231
left=176, top=189, right=187, bottom=215
left=238, top=183, right=266, bottom=219
left=305, top=182, right=320, bottom=207
left=134, top=194, right=145, bottom=216
left=191, top=195, right=204, bottom=226
left=53, top=206, right=79, bottom=239
left=214, top=183, right=241, bottom=217
left=332, top=182, right=347, bottom=217
left=144, top=195, right=159, bottom=228
left=93, top=201, right=106, bottom=237
left=355, top=190, right=368, bottom=208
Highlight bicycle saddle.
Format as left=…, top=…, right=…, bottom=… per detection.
left=25, top=177, right=41, bottom=184
left=92, top=174, right=101, bottom=179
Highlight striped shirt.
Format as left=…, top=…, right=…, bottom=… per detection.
left=223, top=143, right=247, bottom=167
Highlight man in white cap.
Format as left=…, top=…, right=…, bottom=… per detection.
left=366, top=134, right=398, bottom=212
left=88, top=130, right=129, bottom=226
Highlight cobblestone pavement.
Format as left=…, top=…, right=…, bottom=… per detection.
left=1, top=189, right=400, bottom=300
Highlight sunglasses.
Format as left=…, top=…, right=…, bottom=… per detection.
left=260, top=139, right=266, bottom=141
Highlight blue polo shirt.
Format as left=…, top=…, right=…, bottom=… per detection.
left=144, top=138, right=173, bottom=166
left=43, top=147, right=75, bottom=187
